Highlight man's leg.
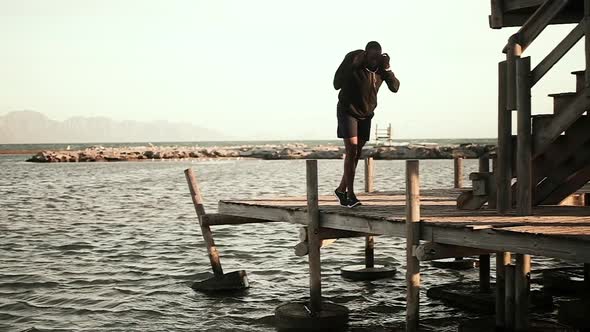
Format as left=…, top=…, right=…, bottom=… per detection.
left=336, top=137, right=358, bottom=197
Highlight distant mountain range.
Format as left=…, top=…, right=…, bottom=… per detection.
left=0, top=111, right=224, bottom=144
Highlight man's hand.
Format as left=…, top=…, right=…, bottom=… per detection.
left=381, top=53, right=391, bottom=71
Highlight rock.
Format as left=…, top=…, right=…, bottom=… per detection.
left=25, top=143, right=497, bottom=163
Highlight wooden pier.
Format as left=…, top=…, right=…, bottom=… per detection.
left=183, top=1, right=590, bottom=329
left=185, top=157, right=590, bottom=330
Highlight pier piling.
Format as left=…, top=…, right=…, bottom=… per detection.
left=406, top=160, right=421, bottom=332
left=454, top=157, right=463, bottom=189
left=306, top=160, right=322, bottom=313
left=184, top=168, right=248, bottom=292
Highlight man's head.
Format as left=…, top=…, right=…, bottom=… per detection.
left=365, top=41, right=382, bottom=69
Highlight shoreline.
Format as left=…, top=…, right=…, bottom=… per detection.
left=21, top=143, right=496, bottom=163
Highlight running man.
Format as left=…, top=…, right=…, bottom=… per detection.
left=333, top=41, right=400, bottom=208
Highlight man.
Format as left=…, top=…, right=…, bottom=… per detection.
left=333, top=41, right=400, bottom=208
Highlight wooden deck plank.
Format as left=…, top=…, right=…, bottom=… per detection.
left=218, top=189, right=590, bottom=262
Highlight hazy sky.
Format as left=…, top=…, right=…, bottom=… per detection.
left=0, top=1, right=585, bottom=140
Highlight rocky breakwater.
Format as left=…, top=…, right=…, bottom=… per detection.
left=26, top=143, right=495, bottom=163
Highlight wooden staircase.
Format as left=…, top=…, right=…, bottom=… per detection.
left=459, top=0, right=590, bottom=211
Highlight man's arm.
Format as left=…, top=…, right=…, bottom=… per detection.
left=333, top=50, right=362, bottom=90
left=380, top=53, right=400, bottom=92
left=381, top=69, right=400, bottom=93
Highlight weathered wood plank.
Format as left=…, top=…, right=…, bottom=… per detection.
left=202, top=213, right=277, bottom=226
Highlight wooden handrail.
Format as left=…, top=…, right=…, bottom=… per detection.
left=503, top=0, right=570, bottom=53
left=504, top=0, right=570, bottom=110
left=531, top=20, right=585, bottom=86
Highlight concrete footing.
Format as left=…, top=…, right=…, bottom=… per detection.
left=191, top=270, right=249, bottom=292
left=557, top=299, right=590, bottom=329
left=458, top=317, right=576, bottom=332
left=426, top=281, right=553, bottom=314
left=430, top=258, right=477, bottom=270
left=542, top=267, right=587, bottom=295
left=274, top=302, right=349, bottom=331
left=340, top=264, right=397, bottom=281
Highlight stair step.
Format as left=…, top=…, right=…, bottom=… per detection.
left=548, top=92, right=577, bottom=115
left=572, top=70, right=585, bottom=93
left=532, top=114, right=554, bottom=135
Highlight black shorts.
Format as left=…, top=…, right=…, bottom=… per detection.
left=337, top=108, right=371, bottom=141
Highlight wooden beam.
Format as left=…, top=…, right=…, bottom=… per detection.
left=414, top=242, right=493, bottom=261
left=422, top=226, right=590, bottom=263
left=515, top=254, right=531, bottom=330
left=500, top=11, right=583, bottom=28
left=306, top=160, right=322, bottom=313
left=515, top=0, right=570, bottom=51
left=218, top=201, right=590, bottom=263
left=406, top=160, right=421, bottom=332
left=534, top=87, right=590, bottom=156
left=184, top=168, right=224, bottom=277
left=298, top=227, right=375, bottom=241
left=534, top=144, right=590, bottom=204
left=497, top=61, right=513, bottom=214
left=496, top=252, right=511, bottom=328
left=543, top=164, right=590, bottom=205
left=490, top=0, right=505, bottom=29
left=202, top=213, right=277, bottom=226
left=531, top=21, right=584, bottom=86
left=516, top=56, right=533, bottom=216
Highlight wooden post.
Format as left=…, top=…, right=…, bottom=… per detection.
left=516, top=57, right=533, bottom=216
left=489, top=156, right=498, bottom=209
left=406, top=160, right=421, bottom=332
left=306, top=160, right=322, bottom=313
left=454, top=157, right=463, bottom=189
left=365, top=236, right=375, bottom=268
left=479, top=156, right=490, bottom=173
left=515, top=254, right=531, bottom=330
left=184, top=168, right=224, bottom=277
left=506, top=38, right=523, bottom=110
left=364, top=157, right=374, bottom=193
left=497, top=61, right=512, bottom=214
left=585, top=1, right=590, bottom=93
left=364, top=157, right=375, bottom=268
left=478, top=156, right=491, bottom=292
left=505, top=264, right=516, bottom=330
left=496, top=252, right=511, bottom=328
left=479, top=254, right=491, bottom=293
